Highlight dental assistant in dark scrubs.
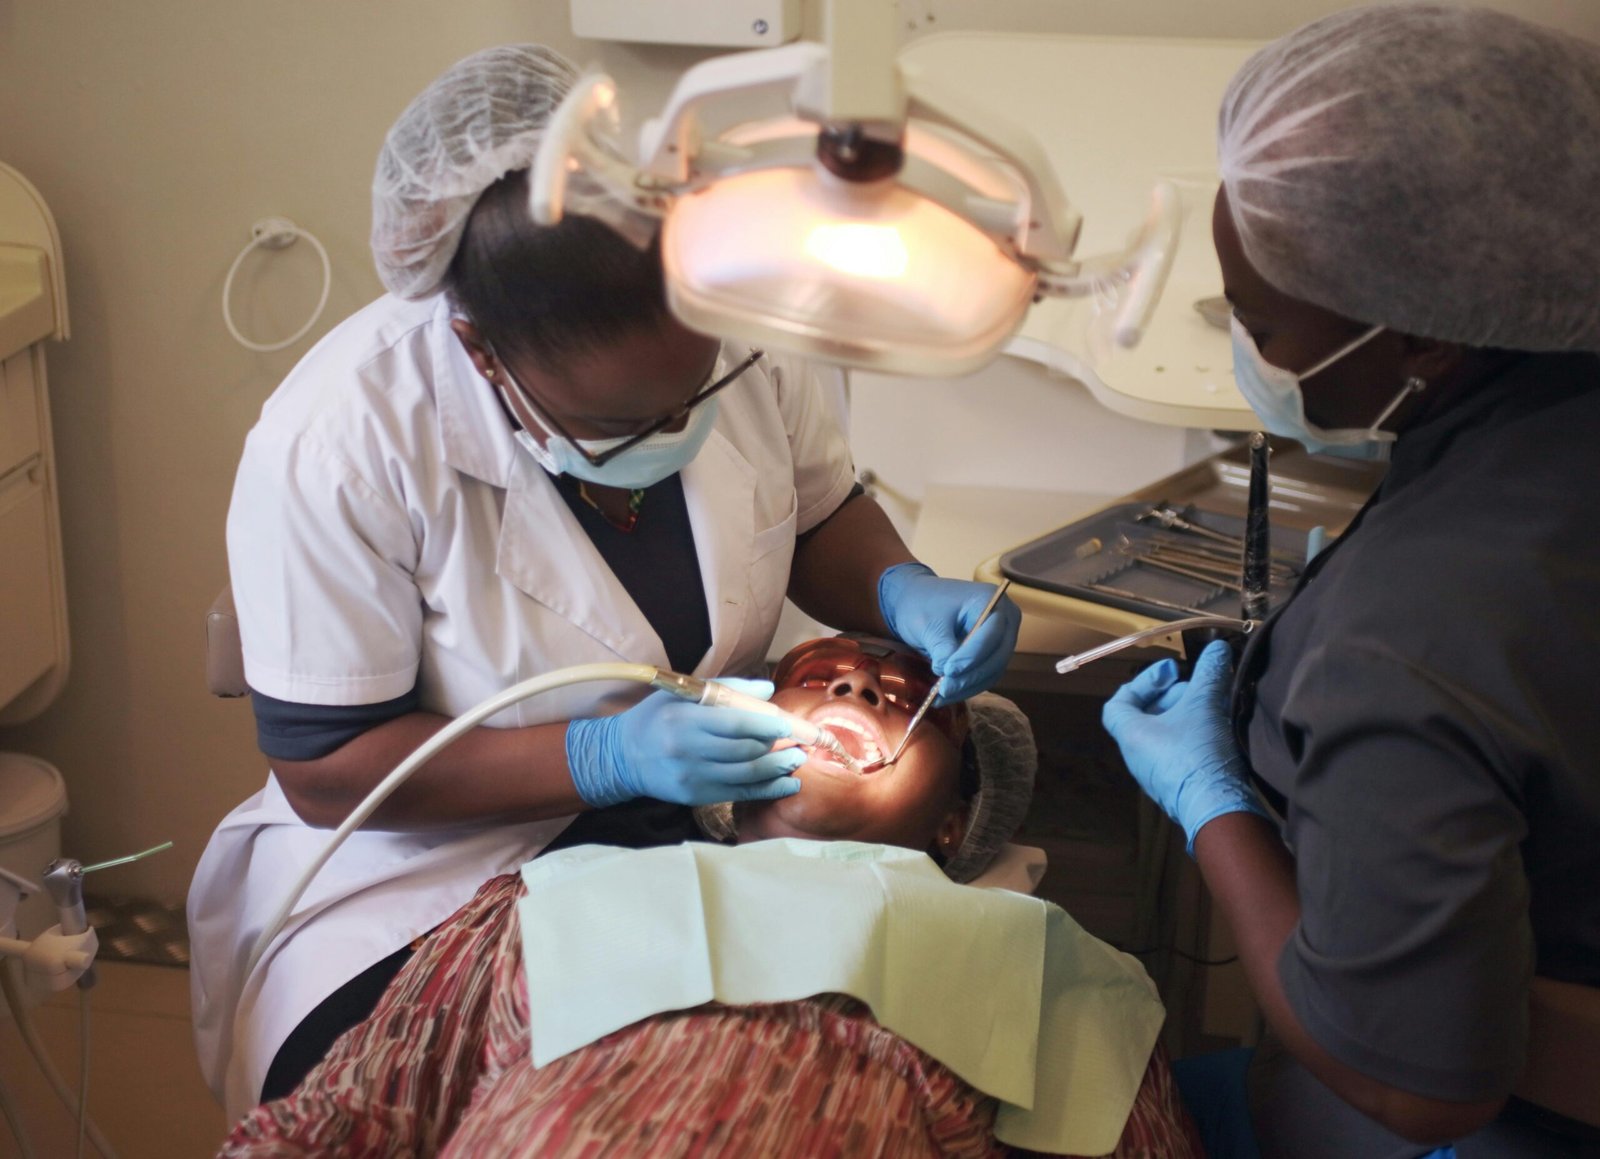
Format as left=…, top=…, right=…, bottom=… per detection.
left=1101, top=8, right=1600, bottom=1158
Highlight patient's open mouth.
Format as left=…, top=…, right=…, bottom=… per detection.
left=806, top=704, right=891, bottom=771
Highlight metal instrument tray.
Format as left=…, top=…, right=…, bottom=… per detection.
left=999, top=439, right=1384, bottom=623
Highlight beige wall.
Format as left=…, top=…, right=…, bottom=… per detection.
left=0, top=0, right=1593, bottom=904
left=898, top=0, right=1596, bottom=39
left=0, top=1, right=700, bottom=902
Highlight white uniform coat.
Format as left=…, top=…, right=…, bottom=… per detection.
left=188, top=294, right=856, bottom=1120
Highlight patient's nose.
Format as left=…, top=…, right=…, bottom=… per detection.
left=829, top=664, right=883, bottom=708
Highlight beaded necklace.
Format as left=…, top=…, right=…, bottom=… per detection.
left=576, top=480, right=645, bottom=533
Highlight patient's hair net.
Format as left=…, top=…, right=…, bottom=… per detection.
left=372, top=44, right=578, bottom=299
left=1218, top=5, right=1600, bottom=351
left=944, top=693, right=1037, bottom=883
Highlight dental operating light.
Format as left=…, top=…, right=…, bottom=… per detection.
left=532, top=0, right=1181, bottom=376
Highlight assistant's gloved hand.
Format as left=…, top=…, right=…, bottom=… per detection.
left=1101, top=640, right=1271, bottom=854
left=878, top=563, right=1021, bottom=702
left=566, top=678, right=806, bottom=808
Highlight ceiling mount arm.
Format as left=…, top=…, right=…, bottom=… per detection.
left=1035, top=180, right=1183, bottom=348
left=636, top=44, right=828, bottom=182
left=900, top=64, right=1082, bottom=264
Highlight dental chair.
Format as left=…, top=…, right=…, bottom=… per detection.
left=203, top=585, right=1599, bottom=1130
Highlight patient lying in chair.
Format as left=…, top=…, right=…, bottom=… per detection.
left=220, top=637, right=1200, bottom=1158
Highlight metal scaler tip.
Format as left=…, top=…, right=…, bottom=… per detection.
left=818, top=729, right=865, bottom=775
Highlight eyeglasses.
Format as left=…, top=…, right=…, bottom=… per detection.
left=772, top=636, right=970, bottom=747
left=498, top=348, right=764, bottom=470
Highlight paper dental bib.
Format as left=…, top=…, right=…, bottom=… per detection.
left=518, top=839, right=1165, bottom=1155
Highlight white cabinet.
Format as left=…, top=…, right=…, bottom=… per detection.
left=0, top=163, right=69, bottom=724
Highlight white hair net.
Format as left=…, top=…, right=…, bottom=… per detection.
left=1219, top=5, right=1600, bottom=351
left=943, top=693, right=1037, bottom=884
left=371, top=44, right=579, bottom=300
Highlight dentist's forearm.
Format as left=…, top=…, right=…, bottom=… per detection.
left=270, top=713, right=587, bottom=829
left=787, top=494, right=914, bottom=633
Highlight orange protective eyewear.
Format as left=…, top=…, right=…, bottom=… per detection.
left=772, top=636, right=969, bottom=747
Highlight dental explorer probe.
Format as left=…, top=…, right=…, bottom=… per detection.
left=862, top=580, right=1013, bottom=773
left=1054, top=615, right=1257, bottom=674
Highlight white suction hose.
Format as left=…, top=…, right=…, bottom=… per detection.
left=245, top=662, right=662, bottom=977
left=0, top=960, right=118, bottom=1159
left=0, top=1056, right=37, bottom=1159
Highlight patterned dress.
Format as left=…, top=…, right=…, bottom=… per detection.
left=221, top=874, right=1202, bottom=1158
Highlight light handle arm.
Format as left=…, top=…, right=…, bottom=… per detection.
left=1037, top=180, right=1183, bottom=348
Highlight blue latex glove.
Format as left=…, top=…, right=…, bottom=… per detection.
left=1101, top=640, right=1271, bottom=854
left=566, top=678, right=806, bottom=808
left=877, top=563, right=1021, bottom=703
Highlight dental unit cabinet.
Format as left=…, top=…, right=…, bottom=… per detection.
left=0, top=163, right=72, bottom=945
left=0, top=162, right=70, bottom=728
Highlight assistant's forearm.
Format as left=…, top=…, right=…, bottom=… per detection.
left=1193, top=813, right=1505, bottom=1142
left=787, top=495, right=915, bottom=633
left=271, top=712, right=586, bottom=829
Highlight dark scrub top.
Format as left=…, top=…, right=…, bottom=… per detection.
left=1233, top=353, right=1600, bottom=1158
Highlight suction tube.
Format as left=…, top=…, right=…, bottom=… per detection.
left=246, top=663, right=836, bottom=976
left=1054, top=616, right=1257, bottom=674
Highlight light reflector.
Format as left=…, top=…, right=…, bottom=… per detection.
left=662, top=167, right=1036, bottom=376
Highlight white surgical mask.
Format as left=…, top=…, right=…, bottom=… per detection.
left=1229, top=317, right=1422, bottom=461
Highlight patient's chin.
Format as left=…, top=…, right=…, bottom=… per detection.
left=739, top=774, right=861, bottom=842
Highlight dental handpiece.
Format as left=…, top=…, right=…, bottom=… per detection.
left=650, top=671, right=864, bottom=774
left=1241, top=432, right=1272, bottom=622
left=42, top=858, right=96, bottom=990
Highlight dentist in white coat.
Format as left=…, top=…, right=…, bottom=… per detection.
left=188, top=45, right=1022, bottom=1121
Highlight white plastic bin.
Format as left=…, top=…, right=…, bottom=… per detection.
left=0, top=751, right=67, bottom=940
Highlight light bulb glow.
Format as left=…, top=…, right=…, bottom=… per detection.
left=803, top=222, right=910, bottom=280
left=662, top=166, right=1037, bottom=375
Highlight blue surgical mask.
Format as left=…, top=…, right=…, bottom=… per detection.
left=1229, top=317, right=1421, bottom=461
left=510, top=394, right=721, bottom=489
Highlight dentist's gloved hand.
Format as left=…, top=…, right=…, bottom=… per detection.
left=878, top=563, right=1021, bottom=702
left=1101, top=640, right=1271, bottom=854
left=566, top=678, right=805, bottom=808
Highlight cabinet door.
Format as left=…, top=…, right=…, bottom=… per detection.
left=0, top=465, right=54, bottom=708
left=0, top=350, right=41, bottom=479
